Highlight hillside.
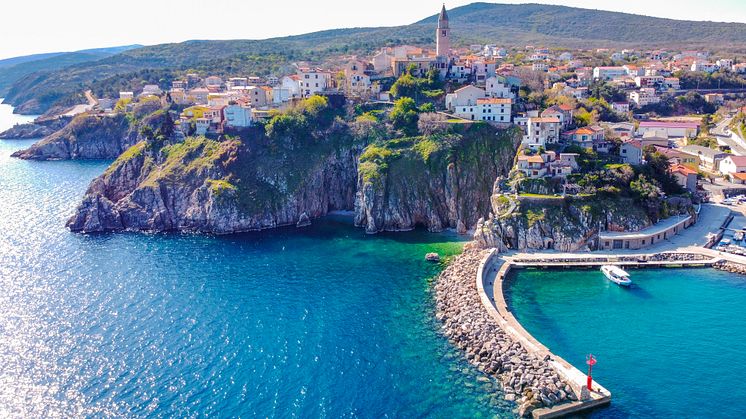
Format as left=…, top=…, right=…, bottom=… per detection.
left=5, top=2, right=746, bottom=114
left=0, top=45, right=143, bottom=96
left=418, top=3, right=746, bottom=46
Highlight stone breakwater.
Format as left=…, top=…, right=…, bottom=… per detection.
left=434, top=250, right=576, bottom=417
left=713, top=260, right=746, bottom=275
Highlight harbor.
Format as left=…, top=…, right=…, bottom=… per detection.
left=436, top=199, right=746, bottom=417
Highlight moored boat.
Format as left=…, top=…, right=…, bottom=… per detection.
left=600, top=265, right=632, bottom=286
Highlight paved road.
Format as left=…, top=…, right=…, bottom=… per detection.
left=84, top=90, right=98, bottom=106
left=711, top=115, right=746, bottom=155
left=503, top=204, right=731, bottom=260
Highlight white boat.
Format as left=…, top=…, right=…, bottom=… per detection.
left=600, top=265, right=632, bottom=286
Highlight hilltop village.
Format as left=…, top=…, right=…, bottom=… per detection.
left=84, top=6, right=746, bottom=192
left=8, top=5, right=746, bottom=253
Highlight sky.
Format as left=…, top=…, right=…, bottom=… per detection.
left=2, top=0, right=746, bottom=60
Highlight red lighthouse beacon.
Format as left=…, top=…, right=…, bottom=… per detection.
left=586, top=354, right=597, bottom=391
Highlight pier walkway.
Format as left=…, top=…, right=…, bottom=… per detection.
left=474, top=202, right=746, bottom=418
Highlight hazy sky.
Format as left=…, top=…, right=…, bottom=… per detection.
left=2, top=0, right=746, bottom=60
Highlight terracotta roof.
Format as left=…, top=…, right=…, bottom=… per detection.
left=573, top=127, right=596, bottom=135
left=732, top=173, right=746, bottom=181
left=477, top=98, right=512, bottom=104
left=558, top=104, right=574, bottom=111
left=670, top=164, right=697, bottom=176
left=625, top=139, right=643, bottom=149
left=529, top=117, right=560, bottom=123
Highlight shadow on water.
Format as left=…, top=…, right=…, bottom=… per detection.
left=622, top=283, right=654, bottom=299
left=72, top=214, right=468, bottom=248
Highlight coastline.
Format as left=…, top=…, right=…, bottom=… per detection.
left=435, top=244, right=746, bottom=418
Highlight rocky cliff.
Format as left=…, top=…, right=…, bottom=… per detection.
left=0, top=116, right=71, bottom=139
left=11, top=101, right=164, bottom=160
left=355, top=124, right=522, bottom=234
left=473, top=194, right=694, bottom=252
left=67, top=109, right=522, bottom=235
left=68, top=124, right=361, bottom=233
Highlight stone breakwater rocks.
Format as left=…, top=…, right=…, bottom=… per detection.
left=434, top=250, right=576, bottom=417
left=714, top=261, right=746, bottom=275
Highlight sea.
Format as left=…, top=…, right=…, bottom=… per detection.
left=0, top=101, right=513, bottom=417
left=507, top=267, right=746, bottom=418
left=6, top=98, right=744, bottom=418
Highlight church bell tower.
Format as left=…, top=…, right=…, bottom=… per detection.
left=436, top=4, right=450, bottom=57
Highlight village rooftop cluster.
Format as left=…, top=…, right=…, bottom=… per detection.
left=90, top=5, right=746, bottom=193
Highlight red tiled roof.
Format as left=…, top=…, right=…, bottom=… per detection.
left=670, top=164, right=697, bottom=176
left=625, top=139, right=643, bottom=149
left=477, top=98, right=512, bottom=104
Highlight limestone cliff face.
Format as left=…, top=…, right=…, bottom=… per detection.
left=354, top=124, right=522, bottom=234
left=11, top=102, right=164, bottom=160
left=67, top=135, right=360, bottom=234
left=473, top=195, right=693, bottom=252
left=68, top=118, right=523, bottom=235
left=0, top=116, right=71, bottom=139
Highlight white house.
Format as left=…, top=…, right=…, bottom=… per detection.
left=540, top=105, right=573, bottom=128
left=679, top=145, right=728, bottom=171
left=593, top=66, right=627, bottom=80
left=297, top=68, right=330, bottom=97
left=371, top=49, right=394, bottom=74
left=449, top=64, right=472, bottom=81
left=446, top=85, right=485, bottom=111
left=716, top=59, right=734, bottom=70
left=719, top=156, right=746, bottom=177
left=475, top=98, right=511, bottom=122
left=280, top=76, right=302, bottom=99
left=620, top=140, right=644, bottom=165
left=204, top=76, right=223, bottom=88
left=691, top=62, right=719, bottom=73
left=223, top=105, right=253, bottom=128
left=207, top=93, right=231, bottom=108
left=523, top=117, right=561, bottom=150
left=473, top=59, right=497, bottom=84
left=634, top=75, right=664, bottom=88
left=629, top=88, right=660, bottom=107
left=611, top=102, right=630, bottom=113
left=140, top=85, right=163, bottom=97
left=485, top=77, right=514, bottom=99
left=272, top=87, right=292, bottom=104
left=663, top=77, right=680, bottom=90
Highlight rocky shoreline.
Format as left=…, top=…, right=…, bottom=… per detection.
left=434, top=249, right=576, bottom=417
left=0, top=117, right=70, bottom=139
left=713, top=260, right=746, bottom=275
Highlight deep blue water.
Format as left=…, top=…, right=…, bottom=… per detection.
left=507, top=267, right=746, bottom=418
left=0, top=111, right=513, bottom=416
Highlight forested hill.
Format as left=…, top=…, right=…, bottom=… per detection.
left=5, top=2, right=746, bottom=114
left=0, top=45, right=142, bottom=97
left=419, top=3, right=746, bottom=46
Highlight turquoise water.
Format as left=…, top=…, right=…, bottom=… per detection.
left=507, top=267, right=746, bottom=418
left=0, top=110, right=515, bottom=416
